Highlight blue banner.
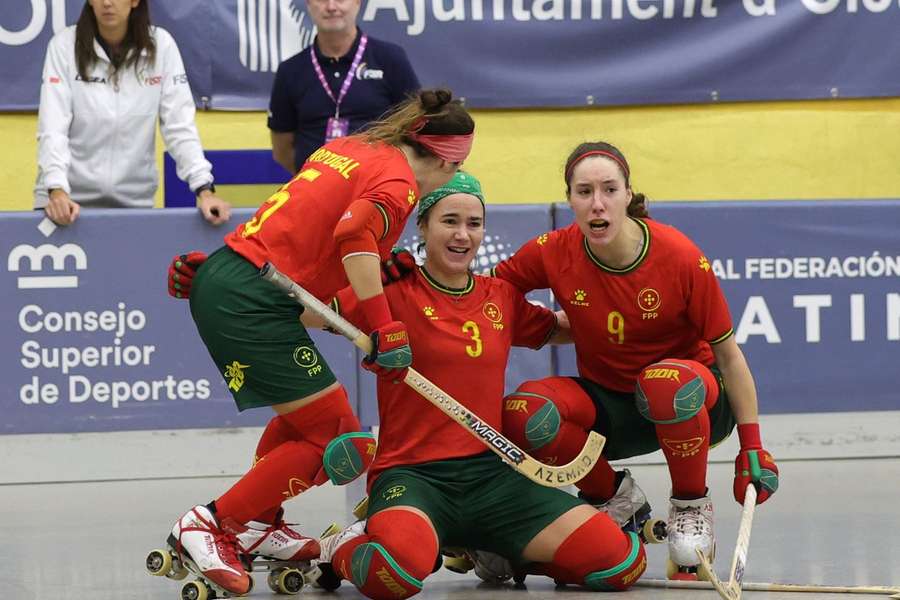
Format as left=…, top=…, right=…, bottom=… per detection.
left=1, top=201, right=898, bottom=435
left=3, top=0, right=900, bottom=110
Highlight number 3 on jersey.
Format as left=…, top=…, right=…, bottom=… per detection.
left=463, top=320, right=483, bottom=357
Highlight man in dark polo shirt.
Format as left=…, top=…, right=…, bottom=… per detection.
left=268, top=0, right=420, bottom=174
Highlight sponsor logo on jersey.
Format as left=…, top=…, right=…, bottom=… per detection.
left=637, top=287, right=660, bottom=319
left=422, top=306, right=438, bottom=320
left=75, top=74, right=107, bottom=84
left=224, top=360, right=250, bottom=391
left=355, top=62, right=384, bottom=80
left=536, top=233, right=549, bottom=246
left=144, top=75, right=162, bottom=86
left=307, top=147, right=361, bottom=180
left=642, top=367, right=680, bottom=383
left=569, top=288, right=589, bottom=307
left=482, top=302, right=504, bottom=329
left=383, top=485, right=406, bottom=501
left=698, top=255, right=711, bottom=272
left=662, top=436, right=705, bottom=458
left=407, top=189, right=416, bottom=205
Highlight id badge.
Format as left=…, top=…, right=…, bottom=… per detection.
left=325, top=117, right=350, bottom=142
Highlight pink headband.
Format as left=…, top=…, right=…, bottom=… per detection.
left=408, top=118, right=474, bottom=163
left=409, top=132, right=474, bottom=163
left=565, top=150, right=630, bottom=181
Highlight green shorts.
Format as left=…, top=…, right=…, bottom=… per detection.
left=575, top=367, right=736, bottom=461
left=189, top=246, right=337, bottom=411
left=366, top=452, right=584, bottom=564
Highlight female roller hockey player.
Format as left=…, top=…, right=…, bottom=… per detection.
left=158, top=90, right=474, bottom=596
left=303, top=171, right=647, bottom=600
left=492, top=141, right=780, bottom=580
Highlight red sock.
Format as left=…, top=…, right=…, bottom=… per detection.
left=215, top=439, right=323, bottom=525
left=215, top=386, right=358, bottom=525
left=656, top=408, right=711, bottom=498
left=250, top=416, right=298, bottom=523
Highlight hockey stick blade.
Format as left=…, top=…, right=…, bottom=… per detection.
left=259, top=262, right=606, bottom=488
left=697, top=484, right=757, bottom=600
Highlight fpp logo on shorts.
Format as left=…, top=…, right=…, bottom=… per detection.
left=293, top=346, right=323, bottom=376
left=382, top=485, right=406, bottom=501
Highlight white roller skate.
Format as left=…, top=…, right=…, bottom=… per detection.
left=666, top=493, right=715, bottom=581
left=236, top=511, right=321, bottom=594
left=147, top=504, right=252, bottom=599
left=303, top=521, right=363, bottom=592
left=582, top=469, right=667, bottom=544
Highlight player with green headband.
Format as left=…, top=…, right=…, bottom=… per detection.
left=303, top=170, right=648, bottom=599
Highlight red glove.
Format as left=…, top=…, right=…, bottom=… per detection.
left=733, top=423, right=779, bottom=505
left=167, top=251, right=207, bottom=299
left=380, top=248, right=416, bottom=285
left=361, top=320, right=412, bottom=383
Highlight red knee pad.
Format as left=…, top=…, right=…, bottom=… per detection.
left=635, top=359, right=718, bottom=424
left=503, top=377, right=596, bottom=455
left=551, top=512, right=646, bottom=591
left=333, top=509, right=437, bottom=600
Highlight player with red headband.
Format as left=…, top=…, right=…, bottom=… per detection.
left=490, top=141, right=779, bottom=580
left=301, top=170, right=647, bottom=599
left=156, top=89, right=474, bottom=596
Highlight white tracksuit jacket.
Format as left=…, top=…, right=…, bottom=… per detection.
left=34, top=26, right=213, bottom=209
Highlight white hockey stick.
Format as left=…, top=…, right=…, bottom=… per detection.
left=636, top=579, right=900, bottom=598
left=260, top=262, right=606, bottom=488
left=695, top=484, right=757, bottom=600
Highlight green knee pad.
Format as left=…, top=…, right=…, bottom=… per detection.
left=635, top=376, right=705, bottom=424
left=323, top=432, right=377, bottom=485
left=584, top=531, right=645, bottom=591
left=351, top=542, right=423, bottom=599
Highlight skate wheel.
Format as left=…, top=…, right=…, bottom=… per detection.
left=352, top=496, right=369, bottom=520
left=443, top=556, right=474, bottom=574
left=513, top=571, right=527, bottom=585
left=146, top=549, right=173, bottom=576
left=267, top=568, right=305, bottom=595
left=641, top=518, right=667, bottom=544
left=180, top=580, right=210, bottom=600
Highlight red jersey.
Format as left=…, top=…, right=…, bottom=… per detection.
left=225, top=137, right=418, bottom=301
left=494, top=218, right=733, bottom=392
left=335, top=268, right=556, bottom=486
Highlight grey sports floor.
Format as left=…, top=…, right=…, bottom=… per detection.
left=3, top=456, right=899, bottom=600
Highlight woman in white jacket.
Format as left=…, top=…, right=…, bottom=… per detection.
left=35, top=0, right=230, bottom=226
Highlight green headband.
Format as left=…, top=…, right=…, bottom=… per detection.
left=417, top=171, right=485, bottom=222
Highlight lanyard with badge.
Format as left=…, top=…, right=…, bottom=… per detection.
left=310, top=34, right=368, bottom=143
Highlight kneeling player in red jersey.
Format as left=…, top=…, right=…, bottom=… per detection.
left=303, top=171, right=647, bottom=599
left=493, top=141, right=779, bottom=580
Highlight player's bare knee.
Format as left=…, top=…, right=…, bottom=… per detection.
left=635, top=359, right=712, bottom=424
left=323, top=432, right=377, bottom=485
left=503, top=377, right=595, bottom=451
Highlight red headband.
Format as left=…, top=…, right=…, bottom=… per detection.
left=409, top=132, right=474, bottom=163
left=565, top=150, right=630, bottom=181
left=409, top=118, right=474, bottom=163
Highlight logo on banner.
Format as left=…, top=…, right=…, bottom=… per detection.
left=237, top=0, right=316, bottom=72
left=7, top=218, right=85, bottom=289
left=0, top=0, right=68, bottom=47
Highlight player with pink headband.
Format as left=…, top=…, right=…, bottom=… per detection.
left=485, top=140, right=779, bottom=581
left=156, top=89, right=474, bottom=596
